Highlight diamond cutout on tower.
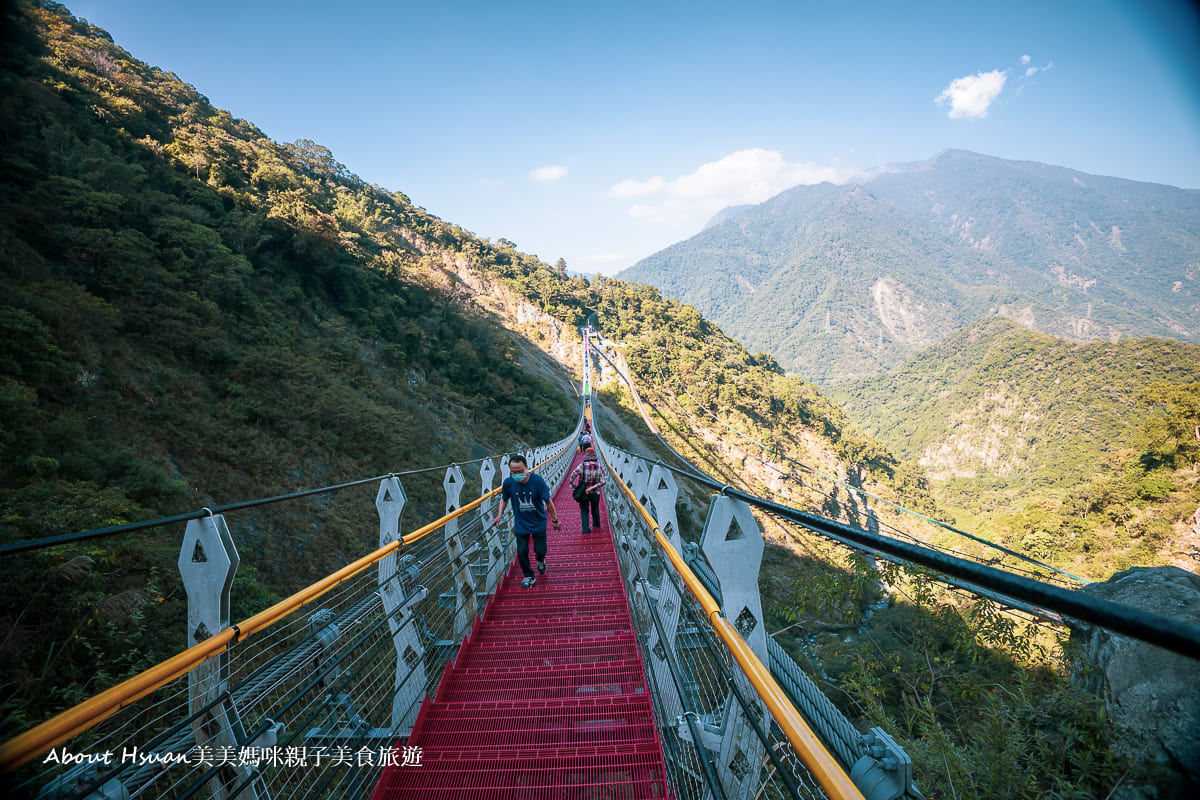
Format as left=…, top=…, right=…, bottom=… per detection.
left=735, top=606, right=758, bottom=637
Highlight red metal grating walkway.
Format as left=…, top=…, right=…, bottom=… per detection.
left=372, top=453, right=671, bottom=799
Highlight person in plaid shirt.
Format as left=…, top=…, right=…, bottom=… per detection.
left=569, top=447, right=606, bottom=533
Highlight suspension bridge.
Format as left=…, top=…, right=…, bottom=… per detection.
left=3, top=331, right=1199, bottom=800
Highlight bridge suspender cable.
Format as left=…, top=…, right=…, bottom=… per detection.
left=663, top=372, right=1088, bottom=585
left=0, top=458, right=501, bottom=557
left=711, top=478, right=1200, bottom=661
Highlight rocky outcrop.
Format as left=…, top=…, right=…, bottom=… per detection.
left=446, top=256, right=586, bottom=390
left=1074, top=566, right=1200, bottom=799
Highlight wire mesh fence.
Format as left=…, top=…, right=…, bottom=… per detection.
left=10, top=517, right=481, bottom=800
left=601, top=456, right=834, bottom=800
left=6, top=434, right=581, bottom=800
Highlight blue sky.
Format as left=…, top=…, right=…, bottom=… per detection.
left=68, top=0, right=1200, bottom=275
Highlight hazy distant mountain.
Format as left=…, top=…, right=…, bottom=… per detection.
left=618, top=150, right=1200, bottom=384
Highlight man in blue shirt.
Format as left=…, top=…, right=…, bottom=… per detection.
left=493, top=454, right=561, bottom=588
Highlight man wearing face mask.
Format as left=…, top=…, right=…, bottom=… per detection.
left=493, top=453, right=561, bottom=588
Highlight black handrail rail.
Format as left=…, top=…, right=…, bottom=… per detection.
left=2, top=457, right=502, bottom=556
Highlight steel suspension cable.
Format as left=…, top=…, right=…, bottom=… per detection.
left=0, top=456, right=504, bottom=556
left=663, top=372, right=1086, bottom=584
left=590, top=340, right=1200, bottom=661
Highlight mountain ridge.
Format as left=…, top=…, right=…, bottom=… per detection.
left=619, top=149, right=1200, bottom=384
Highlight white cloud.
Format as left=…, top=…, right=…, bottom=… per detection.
left=618, top=148, right=854, bottom=226
left=935, top=69, right=1007, bottom=119
left=531, top=164, right=568, bottom=181
left=1020, top=54, right=1031, bottom=65
left=1023, top=60, right=1054, bottom=79
left=607, top=176, right=666, bottom=197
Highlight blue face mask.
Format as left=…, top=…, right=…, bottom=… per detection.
left=511, top=472, right=528, bottom=484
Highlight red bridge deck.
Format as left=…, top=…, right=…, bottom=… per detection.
left=372, top=453, right=670, bottom=799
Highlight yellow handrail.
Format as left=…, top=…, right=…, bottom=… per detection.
left=0, top=480, right=508, bottom=771
left=603, top=449, right=867, bottom=800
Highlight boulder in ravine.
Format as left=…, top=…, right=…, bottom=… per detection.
left=1073, top=566, right=1200, bottom=799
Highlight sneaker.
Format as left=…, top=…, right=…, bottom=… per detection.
left=537, top=559, right=546, bottom=575
left=521, top=576, right=536, bottom=588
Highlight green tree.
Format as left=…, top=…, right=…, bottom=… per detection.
left=1139, top=381, right=1200, bottom=467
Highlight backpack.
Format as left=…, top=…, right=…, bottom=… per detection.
left=572, top=475, right=588, bottom=502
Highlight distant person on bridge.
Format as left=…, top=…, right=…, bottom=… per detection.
left=569, top=447, right=606, bottom=534
left=493, top=454, right=560, bottom=588
left=577, top=431, right=592, bottom=453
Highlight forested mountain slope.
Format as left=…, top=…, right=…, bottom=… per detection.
left=0, top=0, right=593, bottom=730
left=619, top=149, right=1200, bottom=384
left=0, top=0, right=911, bottom=732
left=828, top=318, right=1200, bottom=590
left=827, top=317, right=1200, bottom=487
left=0, top=1, right=582, bottom=555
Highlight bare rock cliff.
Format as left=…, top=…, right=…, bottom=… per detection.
left=1074, top=566, right=1200, bottom=799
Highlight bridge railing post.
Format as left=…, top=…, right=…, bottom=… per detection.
left=178, top=514, right=265, bottom=800
left=442, top=465, right=475, bottom=640
left=642, top=465, right=687, bottom=731
left=622, top=456, right=654, bottom=581
left=479, top=459, right=507, bottom=602
left=376, top=476, right=427, bottom=734
left=697, top=495, right=769, bottom=800
left=496, top=456, right=516, bottom=567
